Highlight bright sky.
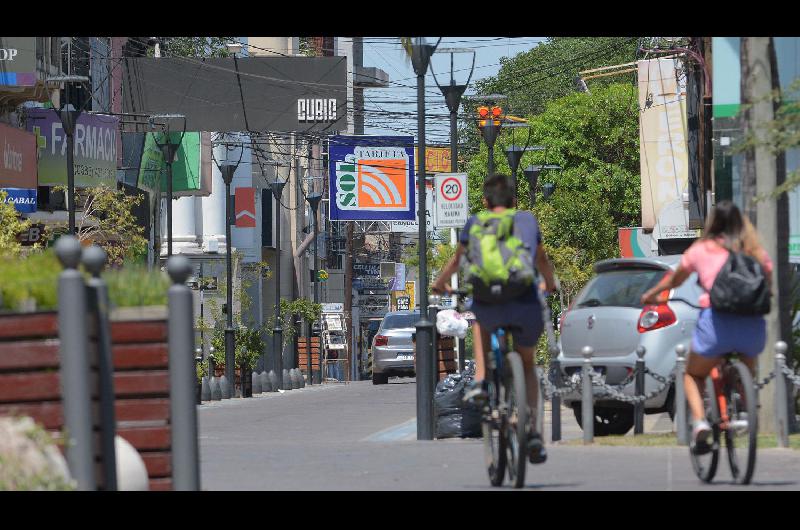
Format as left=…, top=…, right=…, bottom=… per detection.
left=361, top=37, right=545, bottom=143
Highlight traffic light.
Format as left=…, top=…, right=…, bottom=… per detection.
left=477, top=105, right=502, bottom=127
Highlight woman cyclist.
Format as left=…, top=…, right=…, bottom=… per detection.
left=640, top=200, right=773, bottom=450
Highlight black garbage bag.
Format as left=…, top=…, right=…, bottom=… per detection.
left=434, top=373, right=482, bottom=439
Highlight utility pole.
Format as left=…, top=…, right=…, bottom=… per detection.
left=433, top=48, right=475, bottom=374
left=740, top=37, right=790, bottom=434
left=410, top=37, right=440, bottom=441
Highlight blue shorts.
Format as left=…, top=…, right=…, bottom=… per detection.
left=691, top=308, right=766, bottom=358
left=470, top=299, right=544, bottom=348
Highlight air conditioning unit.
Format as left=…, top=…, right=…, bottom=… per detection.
left=380, top=262, right=396, bottom=279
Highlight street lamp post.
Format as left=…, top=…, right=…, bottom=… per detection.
left=150, top=115, right=187, bottom=258
left=270, top=178, right=288, bottom=387
left=410, top=37, right=440, bottom=441
left=212, top=135, right=244, bottom=397
left=523, top=164, right=561, bottom=206
left=306, top=192, right=323, bottom=384
left=47, top=75, right=89, bottom=235
left=432, top=48, right=475, bottom=375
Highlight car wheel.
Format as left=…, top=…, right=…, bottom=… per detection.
left=372, top=372, right=389, bottom=385
left=572, top=404, right=635, bottom=436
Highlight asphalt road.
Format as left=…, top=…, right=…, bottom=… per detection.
left=198, top=378, right=800, bottom=491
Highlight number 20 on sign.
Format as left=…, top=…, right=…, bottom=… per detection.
left=434, top=173, right=468, bottom=228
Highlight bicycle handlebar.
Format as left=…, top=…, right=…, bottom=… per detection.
left=668, top=297, right=703, bottom=310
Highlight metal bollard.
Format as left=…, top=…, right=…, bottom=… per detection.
left=201, top=376, right=211, bottom=401
left=83, top=245, right=118, bottom=491
left=210, top=376, right=222, bottom=401
left=252, top=371, right=262, bottom=394
left=166, top=255, right=200, bottom=491
left=55, top=236, right=96, bottom=491
left=428, top=299, right=440, bottom=391
left=634, top=346, right=646, bottom=435
left=581, top=346, right=594, bottom=444
left=299, top=368, right=306, bottom=388
left=268, top=370, right=279, bottom=392
left=775, top=341, right=790, bottom=448
left=550, top=350, right=562, bottom=442
left=675, top=344, right=688, bottom=446
left=260, top=371, right=271, bottom=392
left=282, top=368, right=291, bottom=390
left=219, top=375, right=231, bottom=399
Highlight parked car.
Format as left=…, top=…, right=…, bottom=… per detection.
left=556, top=256, right=703, bottom=435
left=362, top=318, right=383, bottom=378
left=371, top=311, right=420, bottom=385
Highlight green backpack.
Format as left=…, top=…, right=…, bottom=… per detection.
left=463, top=209, right=536, bottom=304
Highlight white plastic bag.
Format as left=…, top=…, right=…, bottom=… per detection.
left=436, top=309, right=469, bottom=339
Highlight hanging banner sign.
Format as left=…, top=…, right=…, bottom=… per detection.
left=353, top=263, right=380, bottom=277
left=434, top=172, right=468, bottom=228
left=328, top=135, right=415, bottom=222
left=414, top=146, right=451, bottom=173
left=26, top=109, right=118, bottom=188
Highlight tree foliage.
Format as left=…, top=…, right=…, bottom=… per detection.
left=52, top=185, right=147, bottom=266
left=473, top=37, right=642, bottom=118
left=155, top=37, right=236, bottom=58
left=465, top=83, right=641, bottom=303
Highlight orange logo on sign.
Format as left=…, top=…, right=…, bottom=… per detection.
left=357, top=159, right=408, bottom=209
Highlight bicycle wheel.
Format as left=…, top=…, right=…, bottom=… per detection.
left=689, top=376, right=720, bottom=483
left=504, top=351, right=529, bottom=489
left=482, top=368, right=506, bottom=487
left=724, top=361, right=758, bottom=485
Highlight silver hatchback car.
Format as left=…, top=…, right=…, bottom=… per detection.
left=556, top=256, right=703, bottom=435
left=372, top=311, right=420, bottom=385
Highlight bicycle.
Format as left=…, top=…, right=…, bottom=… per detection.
left=448, top=289, right=531, bottom=489
left=670, top=297, right=759, bottom=485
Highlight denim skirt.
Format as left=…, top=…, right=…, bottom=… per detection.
left=691, top=308, right=766, bottom=358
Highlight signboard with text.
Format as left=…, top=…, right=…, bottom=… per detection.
left=26, top=109, right=119, bottom=188
left=434, top=173, right=468, bottom=229
left=0, top=122, right=37, bottom=189
left=328, top=136, right=415, bottom=222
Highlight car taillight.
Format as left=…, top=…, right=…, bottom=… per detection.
left=558, top=301, right=574, bottom=331
left=374, top=335, right=388, bottom=347
left=637, top=304, right=676, bottom=333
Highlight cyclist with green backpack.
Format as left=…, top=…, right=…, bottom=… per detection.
left=432, top=174, right=557, bottom=463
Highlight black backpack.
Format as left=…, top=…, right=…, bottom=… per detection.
left=709, top=249, right=771, bottom=315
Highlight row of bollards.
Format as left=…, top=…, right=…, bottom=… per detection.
left=200, top=368, right=307, bottom=402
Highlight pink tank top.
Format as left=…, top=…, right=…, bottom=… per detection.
left=680, top=239, right=773, bottom=308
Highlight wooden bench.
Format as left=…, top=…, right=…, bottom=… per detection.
left=0, top=312, right=174, bottom=491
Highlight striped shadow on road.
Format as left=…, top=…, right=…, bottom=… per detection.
left=362, top=418, right=417, bottom=442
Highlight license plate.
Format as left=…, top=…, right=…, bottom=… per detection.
left=397, top=354, right=413, bottom=361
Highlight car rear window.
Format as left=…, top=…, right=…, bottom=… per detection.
left=575, top=269, right=666, bottom=309
left=382, top=313, right=420, bottom=329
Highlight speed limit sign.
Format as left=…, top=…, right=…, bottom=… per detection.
left=434, top=173, right=468, bottom=228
